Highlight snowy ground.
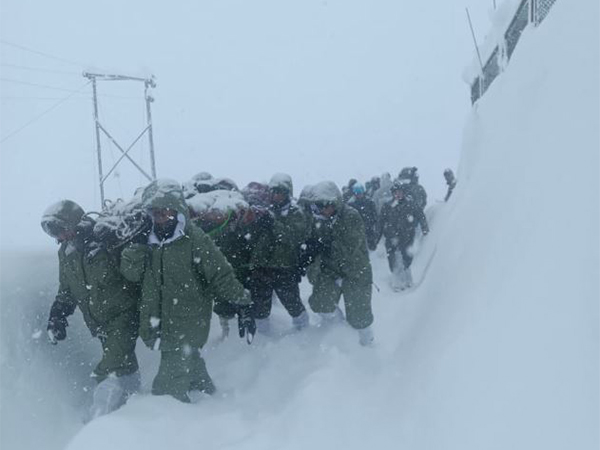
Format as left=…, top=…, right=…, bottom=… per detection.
left=0, top=229, right=441, bottom=450
left=1, top=1, right=598, bottom=449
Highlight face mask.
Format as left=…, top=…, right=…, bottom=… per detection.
left=153, top=215, right=178, bottom=240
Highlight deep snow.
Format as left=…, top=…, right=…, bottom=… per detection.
left=1, top=1, right=598, bottom=449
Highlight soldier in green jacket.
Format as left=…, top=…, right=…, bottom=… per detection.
left=41, top=200, right=141, bottom=421
left=120, top=180, right=255, bottom=402
left=247, top=173, right=310, bottom=335
left=188, top=190, right=255, bottom=340
left=306, top=181, right=375, bottom=346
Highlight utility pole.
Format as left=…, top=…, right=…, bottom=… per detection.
left=466, top=8, right=485, bottom=100
left=83, top=72, right=158, bottom=208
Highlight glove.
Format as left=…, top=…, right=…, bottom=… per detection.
left=47, top=316, right=68, bottom=344
left=237, top=305, right=256, bottom=344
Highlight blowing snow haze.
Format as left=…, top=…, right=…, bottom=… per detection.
left=0, top=0, right=486, bottom=249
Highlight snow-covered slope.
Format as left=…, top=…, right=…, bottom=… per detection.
left=1, top=1, right=598, bottom=449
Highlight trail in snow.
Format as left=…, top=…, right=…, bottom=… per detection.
left=0, top=236, right=431, bottom=450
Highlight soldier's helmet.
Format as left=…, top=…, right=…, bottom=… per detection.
left=398, top=167, right=418, bottom=183
left=41, top=200, right=85, bottom=238
left=268, top=173, right=293, bottom=197
left=390, top=180, right=410, bottom=195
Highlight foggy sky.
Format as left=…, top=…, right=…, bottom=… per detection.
left=1, top=0, right=493, bottom=249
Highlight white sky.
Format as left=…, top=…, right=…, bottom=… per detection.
left=0, top=0, right=495, bottom=249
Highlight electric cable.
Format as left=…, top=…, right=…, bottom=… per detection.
left=0, top=81, right=91, bottom=144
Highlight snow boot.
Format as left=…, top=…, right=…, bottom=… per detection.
left=358, top=326, right=374, bottom=347
left=255, top=317, right=273, bottom=336
left=87, top=371, right=140, bottom=422
left=292, top=310, right=309, bottom=330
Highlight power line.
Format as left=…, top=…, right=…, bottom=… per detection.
left=0, top=78, right=139, bottom=99
left=0, top=81, right=91, bottom=144
left=0, top=63, right=80, bottom=75
left=1, top=77, right=86, bottom=93
left=0, top=96, right=85, bottom=100
left=0, top=39, right=86, bottom=68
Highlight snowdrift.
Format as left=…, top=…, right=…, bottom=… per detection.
left=1, top=1, right=597, bottom=449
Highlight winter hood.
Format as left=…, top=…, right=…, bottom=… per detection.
left=41, top=200, right=85, bottom=234
left=311, top=181, right=342, bottom=205
left=268, top=173, right=293, bottom=196
left=142, top=179, right=189, bottom=219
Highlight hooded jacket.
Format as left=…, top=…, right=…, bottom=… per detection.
left=121, top=181, right=250, bottom=351
left=379, top=196, right=429, bottom=246
left=43, top=200, right=138, bottom=336
left=309, top=184, right=373, bottom=284
left=250, top=174, right=309, bottom=271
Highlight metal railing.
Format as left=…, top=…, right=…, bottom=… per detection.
left=470, top=0, right=558, bottom=104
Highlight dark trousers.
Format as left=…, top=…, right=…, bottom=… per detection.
left=249, top=268, right=306, bottom=319
left=385, top=239, right=413, bottom=272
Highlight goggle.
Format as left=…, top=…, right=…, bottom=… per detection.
left=270, top=187, right=288, bottom=195
left=313, top=201, right=334, bottom=210
left=41, top=219, right=68, bottom=238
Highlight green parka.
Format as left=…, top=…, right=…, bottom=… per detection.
left=121, top=184, right=250, bottom=351
left=249, top=175, right=309, bottom=271
left=250, top=203, right=308, bottom=270
left=42, top=200, right=138, bottom=336
left=43, top=200, right=140, bottom=381
left=313, top=203, right=373, bottom=285
left=194, top=213, right=253, bottom=284
left=56, top=242, right=139, bottom=335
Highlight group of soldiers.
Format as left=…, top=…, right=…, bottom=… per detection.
left=340, top=167, right=456, bottom=290
left=40, top=166, right=456, bottom=421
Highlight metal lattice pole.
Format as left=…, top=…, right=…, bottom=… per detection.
left=90, top=77, right=106, bottom=207
left=84, top=72, right=157, bottom=209
left=145, top=79, right=157, bottom=179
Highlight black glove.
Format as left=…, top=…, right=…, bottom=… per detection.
left=237, top=305, right=256, bottom=344
left=47, top=316, right=68, bottom=344
left=47, top=300, right=72, bottom=344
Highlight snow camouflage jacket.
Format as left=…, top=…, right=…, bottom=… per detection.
left=54, top=233, right=139, bottom=337
left=379, top=197, right=429, bottom=245
left=121, top=182, right=250, bottom=351
left=312, top=204, right=373, bottom=284
left=250, top=202, right=309, bottom=271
